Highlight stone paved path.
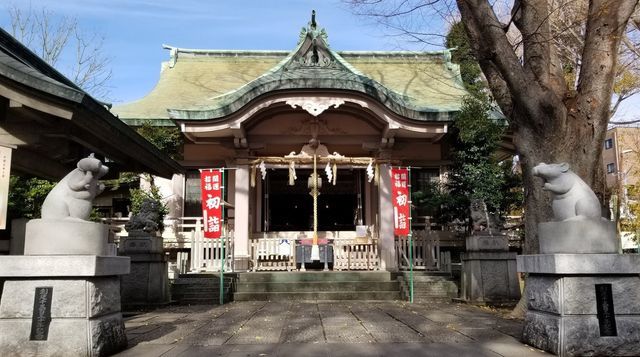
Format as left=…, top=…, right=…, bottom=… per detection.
left=115, top=301, right=549, bottom=357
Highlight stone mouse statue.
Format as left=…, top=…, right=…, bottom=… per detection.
left=41, top=154, right=109, bottom=221
left=532, top=162, right=601, bottom=221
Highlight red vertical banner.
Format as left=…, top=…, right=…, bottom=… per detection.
left=391, top=168, right=410, bottom=236
left=201, top=169, right=222, bottom=239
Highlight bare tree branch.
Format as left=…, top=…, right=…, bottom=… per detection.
left=6, top=5, right=112, bottom=100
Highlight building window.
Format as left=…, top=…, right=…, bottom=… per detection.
left=607, top=163, right=616, bottom=174
left=604, top=138, right=613, bottom=150
left=184, top=170, right=203, bottom=217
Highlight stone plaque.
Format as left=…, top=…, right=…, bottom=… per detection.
left=30, top=286, right=53, bottom=341
left=595, top=284, right=617, bottom=336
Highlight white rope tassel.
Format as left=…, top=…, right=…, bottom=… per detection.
left=366, top=159, right=374, bottom=183
left=259, top=160, right=267, bottom=180
left=374, top=164, right=380, bottom=186
left=288, top=161, right=297, bottom=186
left=325, top=161, right=333, bottom=183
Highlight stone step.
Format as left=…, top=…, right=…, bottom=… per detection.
left=171, top=280, right=233, bottom=288
left=233, top=291, right=400, bottom=301
left=178, top=273, right=236, bottom=279
left=398, top=272, right=454, bottom=282
left=171, top=283, right=232, bottom=291
left=236, top=271, right=392, bottom=283
left=174, top=297, right=228, bottom=305
left=173, top=278, right=234, bottom=285
left=399, top=270, right=452, bottom=276
left=170, top=274, right=235, bottom=305
left=402, top=276, right=454, bottom=283
left=235, top=281, right=399, bottom=293
left=173, top=291, right=229, bottom=299
left=398, top=276, right=458, bottom=301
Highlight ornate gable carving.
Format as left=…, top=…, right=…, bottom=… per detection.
left=286, top=11, right=342, bottom=70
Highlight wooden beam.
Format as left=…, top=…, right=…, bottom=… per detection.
left=11, top=148, right=70, bottom=179
left=0, top=82, right=73, bottom=120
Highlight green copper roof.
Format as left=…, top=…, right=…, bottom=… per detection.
left=113, top=13, right=467, bottom=124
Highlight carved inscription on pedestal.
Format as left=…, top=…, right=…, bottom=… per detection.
left=595, top=284, right=617, bottom=336
left=30, top=286, right=53, bottom=341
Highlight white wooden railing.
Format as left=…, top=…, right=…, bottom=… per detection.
left=247, top=230, right=381, bottom=271
left=107, top=217, right=459, bottom=273
left=333, top=237, right=379, bottom=271
left=186, top=218, right=233, bottom=272
left=250, top=237, right=295, bottom=271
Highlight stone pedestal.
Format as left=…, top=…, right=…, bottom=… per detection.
left=0, top=255, right=130, bottom=356
left=538, top=220, right=618, bottom=254
left=119, top=231, right=169, bottom=309
left=518, top=254, right=640, bottom=356
left=24, top=219, right=109, bottom=255
left=459, top=234, right=520, bottom=304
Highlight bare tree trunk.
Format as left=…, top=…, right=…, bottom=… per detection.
left=456, top=0, right=638, bottom=316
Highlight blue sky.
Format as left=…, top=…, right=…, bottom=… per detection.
left=0, top=0, right=637, bottom=121
left=1, top=0, right=442, bottom=104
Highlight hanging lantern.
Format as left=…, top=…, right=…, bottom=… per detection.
left=307, top=172, right=322, bottom=195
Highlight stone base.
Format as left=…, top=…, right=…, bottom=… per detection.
left=538, top=220, right=617, bottom=253
left=0, top=256, right=129, bottom=356
left=119, top=233, right=163, bottom=254
left=119, top=235, right=170, bottom=308
left=24, top=219, right=109, bottom=255
left=518, top=254, right=640, bottom=356
left=465, top=234, right=509, bottom=252
left=233, top=255, right=251, bottom=272
left=120, top=255, right=170, bottom=309
left=460, top=251, right=520, bottom=303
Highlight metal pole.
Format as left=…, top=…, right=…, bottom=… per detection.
left=220, top=168, right=225, bottom=305
left=408, top=166, right=414, bottom=304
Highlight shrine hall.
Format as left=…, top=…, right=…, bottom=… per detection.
left=113, top=12, right=468, bottom=276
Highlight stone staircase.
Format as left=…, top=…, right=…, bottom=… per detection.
left=397, top=271, right=459, bottom=302
left=171, top=273, right=234, bottom=305
left=234, top=271, right=400, bottom=301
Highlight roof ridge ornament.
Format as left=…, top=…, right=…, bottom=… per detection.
left=291, top=10, right=336, bottom=68
left=297, top=10, right=329, bottom=46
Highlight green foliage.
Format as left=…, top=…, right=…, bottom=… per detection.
left=445, top=21, right=485, bottom=95
left=136, top=121, right=183, bottom=160
left=443, top=94, right=517, bottom=229
left=102, top=171, right=139, bottom=191
left=424, top=21, right=524, bottom=232
left=129, top=183, right=168, bottom=231
left=8, top=175, right=55, bottom=218
left=89, top=208, right=104, bottom=223
left=411, top=180, right=450, bottom=223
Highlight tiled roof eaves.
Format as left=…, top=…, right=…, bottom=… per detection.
left=0, top=52, right=84, bottom=103
left=119, top=117, right=177, bottom=127
left=168, top=70, right=458, bottom=122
